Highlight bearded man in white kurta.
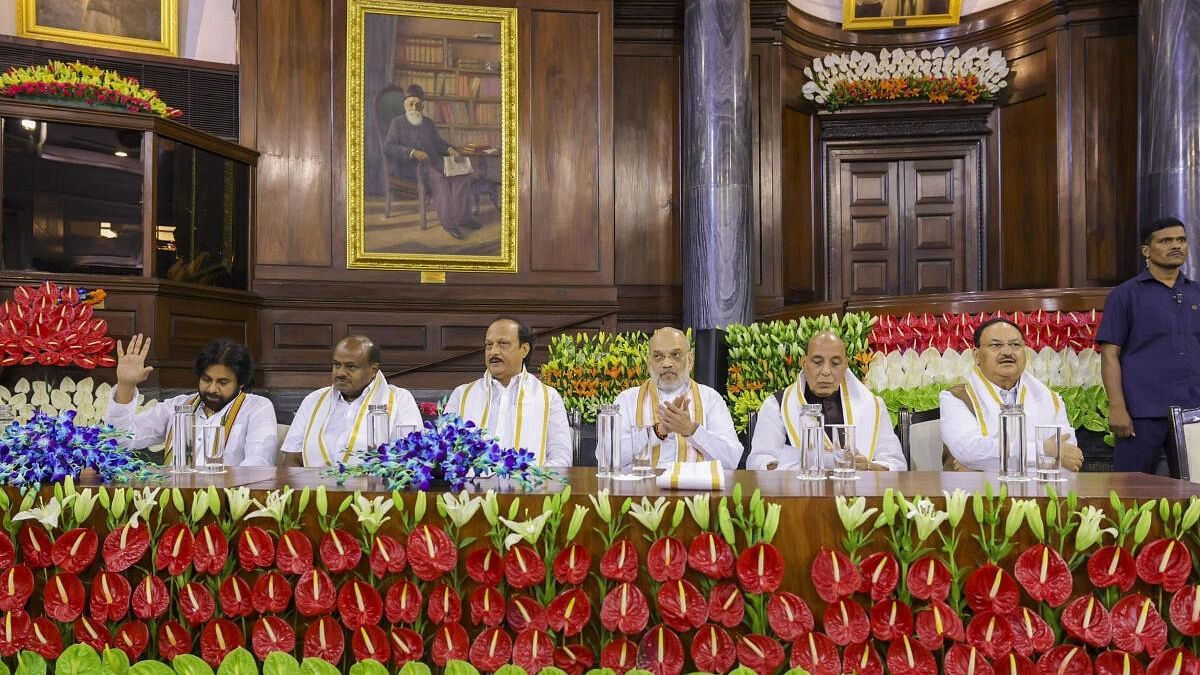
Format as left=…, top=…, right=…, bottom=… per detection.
left=445, top=318, right=572, bottom=468
left=941, top=318, right=1083, bottom=472
left=607, top=328, right=742, bottom=471
left=748, top=331, right=906, bottom=471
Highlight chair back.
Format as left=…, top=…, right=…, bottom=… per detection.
left=738, top=411, right=758, bottom=470
left=375, top=86, right=410, bottom=139
left=275, top=423, right=290, bottom=467
left=899, top=407, right=942, bottom=471
left=1169, top=406, right=1200, bottom=481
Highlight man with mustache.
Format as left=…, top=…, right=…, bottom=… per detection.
left=281, top=335, right=422, bottom=467
left=444, top=318, right=572, bottom=467
left=941, top=318, right=1083, bottom=472
left=607, top=327, right=742, bottom=471
left=748, top=331, right=905, bottom=471
left=106, top=334, right=278, bottom=466
left=1098, top=217, right=1200, bottom=472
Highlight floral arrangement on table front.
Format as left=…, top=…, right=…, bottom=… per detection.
left=802, top=46, right=1010, bottom=110
left=0, top=281, right=115, bottom=369
left=540, top=332, right=650, bottom=424
left=0, top=410, right=152, bottom=488
left=0, top=61, right=182, bottom=119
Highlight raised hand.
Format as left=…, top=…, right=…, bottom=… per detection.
left=114, top=334, right=153, bottom=404
left=656, top=394, right=698, bottom=437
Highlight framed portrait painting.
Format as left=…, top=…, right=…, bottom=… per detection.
left=843, top=0, right=962, bottom=30
left=17, top=0, right=179, bottom=56
left=346, top=0, right=518, bottom=273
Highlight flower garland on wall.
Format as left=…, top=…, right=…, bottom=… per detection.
left=0, top=61, right=183, bottom=119
left=801, top=47, right=1010, bottom=110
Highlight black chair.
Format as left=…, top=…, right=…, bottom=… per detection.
left=898, top=406, right=942, bottom=471
left=1167, top=405, right=1200, bottom=480
left=737, top=411, right=758, bottom=470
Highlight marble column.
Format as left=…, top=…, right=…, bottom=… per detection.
left=682, top=0, right=752, bottom=330
left=1140, top=0, right=1200, bottom=273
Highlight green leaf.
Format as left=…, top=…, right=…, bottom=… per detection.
left=172, top=655, right=215, bottom=675
left=581, top=670, right=615, bottom=675
left=782, top=669, right=814, bottom=675
left=625, top=671, right=655, bottom=675
left=395, top=663, right=433, bottom=675
left=52, top=645, right=97, bottom=675
left=536, top=669, right=568, bottom=675
left=348, top=661, right=390, bottom=675
left=216, top=648, right=257, bottom=675
left=0, top=658, right=10, bottom=675
left=129, top=662, right=174, bottom=675
left=495, top=667, right=529, bottom=675
left=262, top=653, right=300, bottom=675
left=15, top=652, right=48, bottom=675
left=102, top=648, right=130, bottom=675
left=1135, top=509, right=1153, bottom=545
left=728, top=668, right=759, bottom=675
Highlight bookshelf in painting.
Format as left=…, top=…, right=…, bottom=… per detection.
left=393, top=35, right=503, bottom=150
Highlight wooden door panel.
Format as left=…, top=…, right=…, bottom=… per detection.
left=903, top=159, right=966, bottom=293
left=837, top=161, right=899, bottom=296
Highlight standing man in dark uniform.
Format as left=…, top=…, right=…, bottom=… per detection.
left=1098, top=217, right=1200, bottom=472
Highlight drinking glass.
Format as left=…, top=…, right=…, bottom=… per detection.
left=196, top=425, right=226, bottom=474
left=827, top=424, right=858, bottom=480
left=1034, top=424, right=1068, bottom=482
left=632, top=425, right=657, bottom=478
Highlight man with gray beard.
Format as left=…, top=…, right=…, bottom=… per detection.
left=383, top=84, right=478, bottom=239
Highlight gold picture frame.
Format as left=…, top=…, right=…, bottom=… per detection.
left=346, top=0, right=518, bottom=273
left=16, top=0, right=179, bottom=57
left=843, top=0, right=962, bottom=30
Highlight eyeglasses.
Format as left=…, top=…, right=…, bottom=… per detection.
left=650, top=351, right=687, bottom=364
left=983, top=341, right=1025, bottom=352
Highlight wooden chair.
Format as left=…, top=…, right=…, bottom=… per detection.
left=375, top=86, right=429, bottom=227
left=1168, top=406, right=1200, bottom=481
left=898, top=407, right=941, bottom=471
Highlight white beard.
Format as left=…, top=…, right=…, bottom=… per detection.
left=405, top=111, right=424, bottom=125
left=655, top=376, right=689, bottom=398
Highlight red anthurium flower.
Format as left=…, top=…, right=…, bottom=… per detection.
left=996, top=652, right=1038, bottom=675
left=737, top=634, right=785, bottom=675
left=691, top=624, right=735, bottom=674
left=407, top=524, right=457, bottom=582
left=1014, top=544, right=1073, bottom=607
left=47, top=527, right=92, bottom=572
left=1090, top=546, right=1136, bottom=592
left=296, top=568, right=337, bottom=617
left=369, top=534, right=405, bottom=578
left=945, top=645, right=995, bottom=675
left=647, top=537, right=687, bottom=583
left=179, top=581, right=215, bottom=627
left=389, top=627, right=423, bottom=667
left=0, top=565, right=33, bottom=611
left=548, top=588, right=592, bottom=637
left=351, top=625, right=389, bottom=663
left=842, top=642, right=885, bottom=675
left=966, top=564, right=1022, bottom=616
left=74, top=615, right=110, bottom=652
left=192, top=524, right=228, bottom=576
left=789, top=632, right=842, bottom=675
left=217, top=576, right=253, bottom=618
left=430, top=622, right=470, bottom=667
left=1172, top=586, right=1200, bottom=636
left=467, top=546, right=505, bottom=586
left=1062, top=595, right=1114, bottom=648
left=469, top=586, right=506, bottom=627
left=428, top=582, right=463, bottom=625
left=251, top=570, right=292, bottom=614
left=887, top=634, right=937, bottom=675
left=1008, top=606, right=1055, bottom=657
left=657, top=579, right=707, bottom=633
left=27, top=617, right=62, bottom=659
left=1138, top=539, right=1193, bottom=592
left=553, top=543, right=591, bottom=585
left=554, top=644, right=595, bottom=675
left=1147, top=648, right=1200, bottom=675
left=43, top=572, right=85, bottom=622
left=514, top=628, right=555, bottom=673
left=600, top=539, right=640, bottom=583
left=0, top=610, right=29, bottom=657
left=18, top=524, right=51, bottom=569
left=251, top=617, right=295, bottom=661
left=738, top=543, right=786, bottom=595
left=1095, top=651, right=1147, bottom=675
left=337, top=579, right=383, bottom=630
left=238, top=526, right=276, bottom=572
left=824, top=597, right=871, bottom=646
left=916, top=600, right=966, bottom=651
left=871, top=599, right=915, bottom=642
left=89, top=570, right=131, bottom=621
left=601, top=639, right=638, bottom=675
left=636, top=624, right=684, bottom=675
left=319, top=529, right=361, bottom=573
left=601, top=582, right=650, bottom=635
left=155, top=523, right=194, bottom=575
left=809, top=547, right=859, bottom=603
left=114, top=620, right=149, bottom=661
left=303, top=616, right=344, bottom=664
left=102, top=522, right=150, bottom=573
left=384, top=579, right=422, bottom=624
left=967, top=611, right=1014, bottom=660
left=708, top=582, right=744, bottom=628
left=1111, top=594, right=1169, bottom=657
left=1037, top=645, right=1092, bottom=675
left=0, top=532, right=14, bottom=571
left=505, top=544, right=546, bottom=590
left=469, top=626, right=512, bottom=672
left=199, top=619, right=244, bottom=667
left=276, top=529, right=314, bottom=576
left=507, top=594, right=548, bottom=633
left=859, top=551, right=900, bottom=601
left=688, top=532, right=734, bottom=579
left=157, top=621, right=191, bottom=662
left=767, top=591, right=814, bottom=641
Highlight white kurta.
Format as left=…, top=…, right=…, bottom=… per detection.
left=105, top=388, right=279, bottom=467
left=281, top=375, right=422, bottom=468
left=607, top=380, right=743, bottom=471
left=445, top=371, right=573, bottom=468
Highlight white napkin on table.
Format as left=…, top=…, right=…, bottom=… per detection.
left=655, top=461, right=726, bottom=491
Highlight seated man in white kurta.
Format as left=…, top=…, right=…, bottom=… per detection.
left=940, top=318, right=1083, bottom=472
left=607, top=327, right=742, bottom=471
left=281, top=336, right=422, bottom=467
left=444, top=317, right=572, bottom=468
left=748, top=331, right=906, bottom=471
left=105, top=334, right=278, bottom=466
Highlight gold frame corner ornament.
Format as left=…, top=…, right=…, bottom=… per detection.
left=345, top=0, right=519, bottom=273
left=841, top=0, right=963, bottom=30
left=16, top=0, right=180, bottom=57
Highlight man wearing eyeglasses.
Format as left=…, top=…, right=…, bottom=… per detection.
left=606, top=327, right=742, bottom=471
left=941, top=318, right=1083, bottom=472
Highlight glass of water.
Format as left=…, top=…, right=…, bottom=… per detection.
left=827, top=424, right=858, bottom=480
left=1034, top=425, right=1068, bottom=482
left=196, top=425, right=226, bottom=475
left=632, top=425, right=657, bottom=478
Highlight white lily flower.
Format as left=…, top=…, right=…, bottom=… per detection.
left=247, top=487, right=295, bottom=523
left=835, top=495, right=878, bottom=532
left=351, top=494, right=394, bottom=535
left=224, top=487, right=253, bottom=523
left=943, top=489, right=969, bottom=528
left=440, top=491, right=483, bottom=529
left=588, top=489, right=612, bottom=524
left=905, top=497, right=949, bottom=542
left=72, top=488, right=98, bottom=525
left=128, top=487, right=161, bottom=528
left=1075, top=505, right=1117, bottom=551
left=500, top=511, right=552, bottom=549
left=14, top=498, right=63, bottom=530
left=628, top=496, right=670, bottom=534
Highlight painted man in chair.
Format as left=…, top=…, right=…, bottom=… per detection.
left=382, top=84, right=479, bottom=240
left=748, top=331, right=906, bottom=471
left=940, top=318, right=1083, bottom=472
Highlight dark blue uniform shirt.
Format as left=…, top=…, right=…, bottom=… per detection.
left=1097, top=270, right=1200, bottom=417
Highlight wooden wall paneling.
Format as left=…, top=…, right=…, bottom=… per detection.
left=752, top=41, right=784, bottom=314
left=780, top=106, right=818, bottom=303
